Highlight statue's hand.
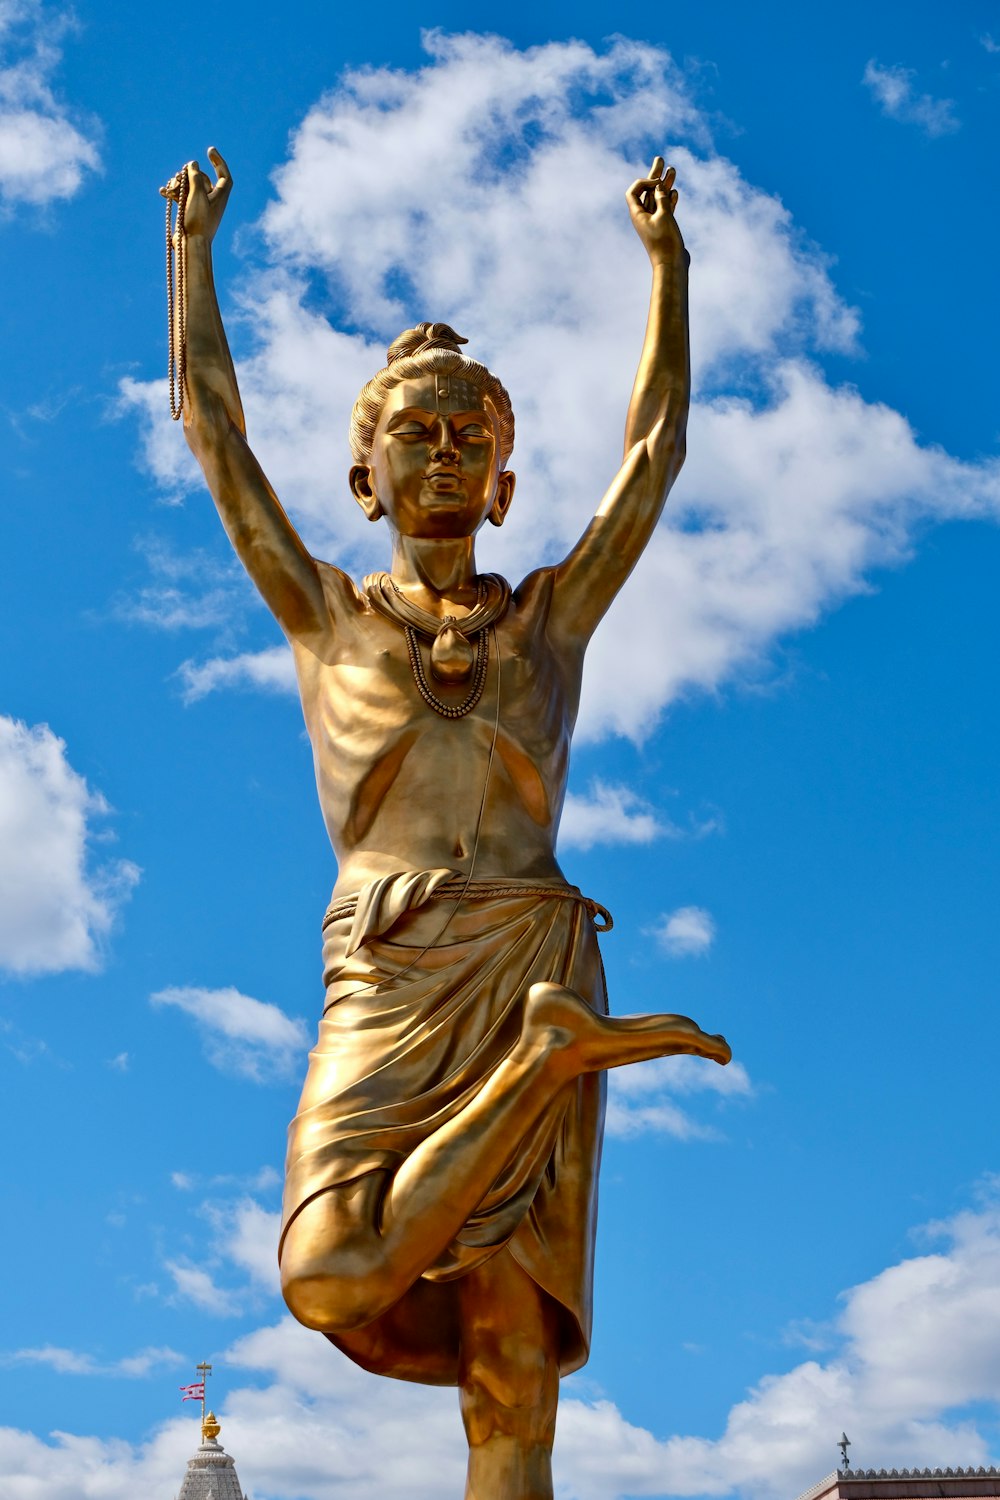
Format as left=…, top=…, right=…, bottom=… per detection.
left=181, top=146, right=232, bottom=241
left=626, top=156, right=687, bottom=268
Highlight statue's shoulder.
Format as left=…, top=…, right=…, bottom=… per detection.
left=314, top=559, right=366, bottom=620
left=512, top=564, right=588, bottom=669
left=511, top=565, right=556, bottom=625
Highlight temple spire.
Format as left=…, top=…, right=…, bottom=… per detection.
left=175, top=1361, right=247, bottom=1499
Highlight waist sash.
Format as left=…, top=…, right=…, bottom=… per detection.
left=324, top=869, right=613, bottom=960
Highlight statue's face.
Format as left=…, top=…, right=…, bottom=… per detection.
left=356, top=374, right=512, bottom=537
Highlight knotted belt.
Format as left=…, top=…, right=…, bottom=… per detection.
left=323, top=870, right=613, bottom=959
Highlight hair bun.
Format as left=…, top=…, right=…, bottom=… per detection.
left=387, top=322, right=469, bottom=365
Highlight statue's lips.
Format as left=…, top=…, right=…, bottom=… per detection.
left=424, top=471, right=465, bottom=492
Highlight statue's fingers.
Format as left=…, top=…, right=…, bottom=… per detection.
left=207, top=167, right=233, bottom=206
left=654, top=179, right=680, bottom=213
left=648, top=154, right=665, bottom=180
left=185, top=160, right=212, bottom=196
left=627, top=177, right=656, bottom=212
left=207, top=145, right=233, bottom=186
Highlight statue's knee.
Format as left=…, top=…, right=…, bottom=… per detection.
left=282, top=1266, right=391, bottom=1334
left=277, top=1178, right=416, bottom=1334
left=464, top=1335, right=553, bottom=1414
left=280, top=1226, right=398, bottom=1334
left=526, top=981, right=565, bottom=1005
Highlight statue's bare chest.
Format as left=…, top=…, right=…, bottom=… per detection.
left=296, top=593, right=576, bottom=844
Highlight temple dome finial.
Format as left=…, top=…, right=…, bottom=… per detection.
left=177, top=1413, right=245, bottom=1499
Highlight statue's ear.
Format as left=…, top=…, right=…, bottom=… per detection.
left=488, top=470, right=515, bottom=528
left=350, top=465, right=384, bottom=522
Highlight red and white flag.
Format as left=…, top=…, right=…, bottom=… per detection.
left=179, top=1382, right=205, bottom=1402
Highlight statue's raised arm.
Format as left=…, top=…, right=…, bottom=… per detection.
left=178, top=149, right=328, bottom=644
left=546, top=157, right=690, bottom=650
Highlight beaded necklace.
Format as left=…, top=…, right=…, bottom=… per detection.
left=365, top=572, right=511, bottom=720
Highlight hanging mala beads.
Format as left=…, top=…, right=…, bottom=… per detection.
left=404, top=623, right=490, bottom=719
left=160, top=167, right=189, bottom=421
left=364, top=571, right=511, bottom=720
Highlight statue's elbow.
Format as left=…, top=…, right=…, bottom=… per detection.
left=183, top=390, right=228, bottom=460
left=645, top=410, right=686, bottom=471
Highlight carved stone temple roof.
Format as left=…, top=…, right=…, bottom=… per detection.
left=797, top=1468, right=1000, bottom=1500
left=175, top=1415, right=246, bottom=1500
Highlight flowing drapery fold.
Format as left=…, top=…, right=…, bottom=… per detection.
left=280, top=874, right=608, bottom=1379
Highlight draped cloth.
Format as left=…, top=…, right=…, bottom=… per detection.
left=280, top=871, right=609, bottom=1381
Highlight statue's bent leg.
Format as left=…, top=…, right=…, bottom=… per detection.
left=281, top=981, right=728, bottom=1335
left=457, top=1247, right=560, bottom=1500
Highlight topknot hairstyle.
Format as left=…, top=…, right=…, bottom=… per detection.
left=349, top=322, right=515, bottom=468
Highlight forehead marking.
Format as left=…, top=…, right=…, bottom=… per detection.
left=392, top=375, right=489, bottom=417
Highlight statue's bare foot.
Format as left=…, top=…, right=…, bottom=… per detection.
left=521, top=981, right=731, bottom=1078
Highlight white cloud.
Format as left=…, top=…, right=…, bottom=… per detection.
left=113, top=539, right=250, bottom=633
left=164, top=1260, right=243, bottom=1318
left=606, top=1053, right=751, bottom=1139
left=606, top=1096, right=716, bottom=1141
left=0, top=1419, right=198, bottom=1500
left=559, top=782, right=721, bottom=852
left=585, top=363, right=1000, bottom=739
left=862, top=60, right=960, bottom=137
left=170, top=1163, right=281, bottom=1195
left=6, top=1192, right=1000, bottom=1498
left=115, top=375, right=201, bottom=499
left=150, top=984, right=309, bottom=1083
left=177, top=643, right=296, bottom=702
left=0, top=716, right=139, bottom=975
left=1, top=1345, right=183, bottom=1377
left=0, top=0, right=99, bottom=207
left=0, top=1016, right=57, bottom=1063
left=652, top=904, right=716, bottom=957
left=157, top=1188, right=281, bottom=1317
left=982, top=34, right=1000, bottom=55
left=123, top=33, right=999, bottom=746
left=204, top=1196, right=281, bottom=1295
left=560, top=780, right=664, bottom=850
left=171, top=1162, right=281, bottom=1194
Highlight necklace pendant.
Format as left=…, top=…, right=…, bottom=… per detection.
left=430, top=621, right=475, bottom=683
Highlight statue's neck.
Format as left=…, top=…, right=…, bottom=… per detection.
left=388, top=533, right=481, bottom=609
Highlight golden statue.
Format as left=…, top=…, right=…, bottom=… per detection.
left=169, top=144, right=730, bottom=1500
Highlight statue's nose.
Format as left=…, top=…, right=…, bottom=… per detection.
left=430, top=424, right=460, bottom=462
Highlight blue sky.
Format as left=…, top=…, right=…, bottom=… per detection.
left=1, top=2, right=999, bottom=1497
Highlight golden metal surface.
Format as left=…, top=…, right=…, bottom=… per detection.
left=172, top=146, right=729, bottom=1499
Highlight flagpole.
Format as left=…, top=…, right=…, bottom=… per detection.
left=196, top=1360, right=212, bottom=1432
